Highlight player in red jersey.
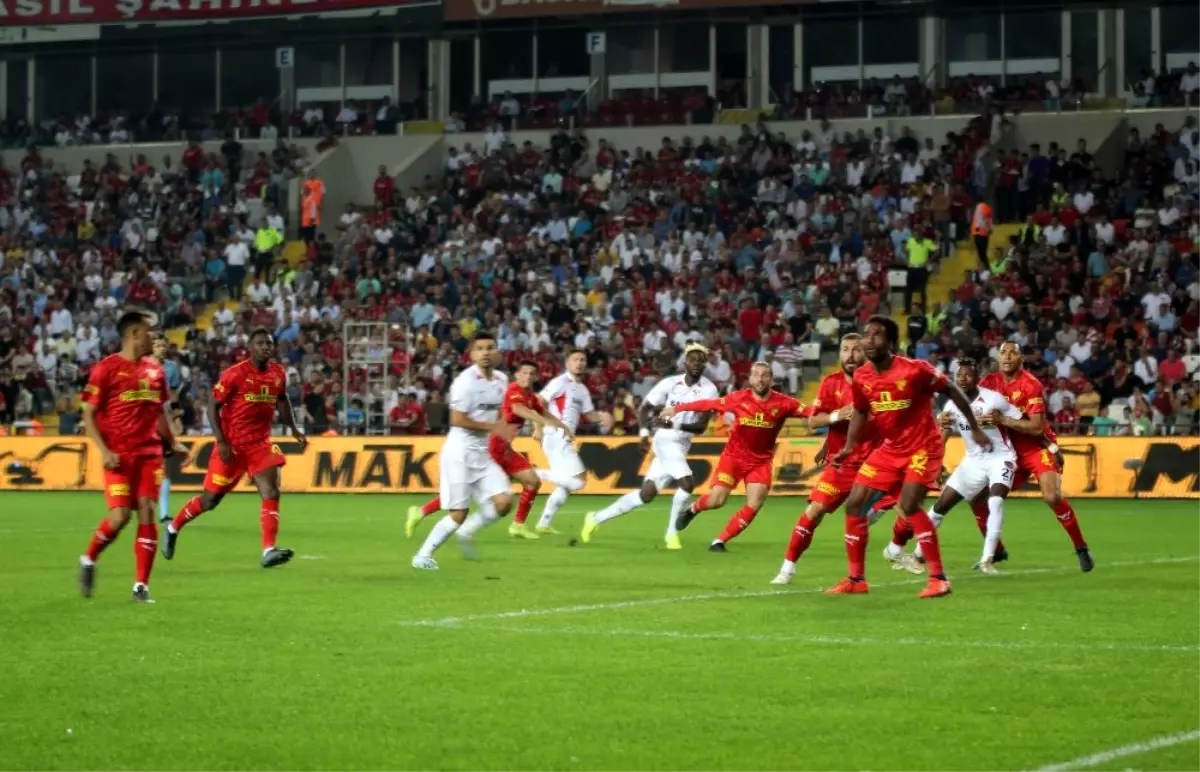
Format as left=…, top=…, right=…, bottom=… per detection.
left=162, top=328, right=308, bottom=568
left=829, top=315, right=990, bottom=598
left=770, top=333, right=877, bottom=584
left=406, top=357, right=573, bottom=541
left=979, top=341, right=1093, bottom=571
left=659, top=361, right=807, bottom=552
left=78, top=310, right=185, bottom=603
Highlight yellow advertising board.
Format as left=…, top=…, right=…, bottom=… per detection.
left=0, top=436, right=1194, bottom=499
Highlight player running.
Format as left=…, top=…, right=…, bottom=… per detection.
left=829, top=315, right=990, bottom=598
left=412, top=331, right=516, bottom=570
left=979, top=342, right=1093, bottom=571
left=162, top=328, right=308, bottom=568
left=78, top=310, right=185, bottom=603
left=659, top=361, right=806, bottom=552
left=150, top=335, right=184, bottom=524
left=770, top=333, right=873, bottom=584
left=886, top=358, right=1023, bottom=574
left=406, top=357, right=573, bottom=541
left=580, top=344, right=717, bottom=549
left=532, top=349, right=614, bottom=534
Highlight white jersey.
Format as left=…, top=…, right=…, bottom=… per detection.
left=644, top=373, right=720, bottom=442
left=944, top=387, right=1022, bottom=460
left=445, top=365, right=508, bottom=459
left=539, top=372, right=594, bottom=434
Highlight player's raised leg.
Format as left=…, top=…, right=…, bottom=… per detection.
left=709, top=474, right=769, bottom=552
left=407, top=496, right=443, bottom=539
left=162, top=450, right=237, bottom=561
left=583, top=480, right=659, bottom=544
left=772, top=500, right=832, bottom=584
left=507, top=468, right=542, bottom=540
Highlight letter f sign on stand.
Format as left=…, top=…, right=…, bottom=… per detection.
left=586, top=32, right=606, bottom=55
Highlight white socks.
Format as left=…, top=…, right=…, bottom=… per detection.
left=537, top=487, right=570, bottom=528
left=417, top=515, right=459, bottom=558
left=779, top=558, right=796, bottom=575
left=536, top=469, right=585, bottom=492
left=666, top=488, right=691, bottom=538
left=982, top=495, right=1005, bottom=562
left=458, top=499, right=500, bottom=540
left=595, top=490, right=644, bottom=525
left=885, top=541, right=905, bottom=559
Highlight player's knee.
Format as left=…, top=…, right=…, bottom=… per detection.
left=200, top=492, right=221, bottom=510
left=108, top=508, right=133, bottom=528
left=1042, top=487, right=1062, bottom=507
left=493, top=494, right=514, bottom=515
left=678, top=477, right=695, bottom=494
left=639, top=483, right=658, bottom=503
left=261, top=484, right=281, bottom=501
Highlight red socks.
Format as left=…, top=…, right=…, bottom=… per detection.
left=908, top=509, right=945, bottom=578
left=891, top=514, right=914, bottom=547
left=85, top=517, right=121, bottom=561
left=171, top=496, right=204, bottom=531
left=134, top=522, right=157, bottom=585
left=715, top=506, right=759, bottom=543
left=261, top=499, right=280, bottom=552
left=420, top=497, right=441, bottom=517
left=785, top=515, right=818, bottom=562
left=688, top=494, right=713, bottom=515
left=1052, top=500, right=1087, bottom=548
left=844, top=515, right=869, bottom=579
left=970, top=502, right=989, bottom=535
left=514, top=488, right=537, bottom=525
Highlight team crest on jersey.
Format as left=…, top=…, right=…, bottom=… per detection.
left=770, top=408, right=780, bottom=417
left=896, top=379, right=907, bottom=391
left=1012, top=391, right=1021, bottom=402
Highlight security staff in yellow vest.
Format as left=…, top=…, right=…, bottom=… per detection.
left=254, top=223, right=284, bottom=282
left=904, top=230, right=938, bottom=309
left=1017, top=217, right=1041, bottom=247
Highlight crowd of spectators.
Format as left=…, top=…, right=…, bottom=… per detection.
left=0, top=90, right=1196, bottom=441
left=0, top=134, right=308, bottom=429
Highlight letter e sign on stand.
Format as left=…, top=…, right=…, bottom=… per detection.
left=276, top=47, right=296, bottom=69
left=586, top=32, right=606, bottom=55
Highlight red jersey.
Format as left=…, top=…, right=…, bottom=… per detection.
left=501, top=382, right=542, bottom=426
left=852, top=356, right=947, bottom=456
left=979, top=369, right=1057, bottom=453
left=213, top=359, right=288, bottom=448
left=676, top=389, right=805, bottom=462
left=806, top=371, right=876, bottom=464
left=83, top=353, right=168, bottom=457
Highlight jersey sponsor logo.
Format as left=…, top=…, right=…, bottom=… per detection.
left=118, top=378, right=161, bottom=402
left=816, top=480, right=841, bottom=496
left=859, top=463, right=878, bottom=478
left=739, top=412, right=775, bottom=428
left=243, top=386, right=278, bottom=403
left=868, top=390, right=912, bottom=413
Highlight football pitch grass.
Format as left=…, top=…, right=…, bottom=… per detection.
left=1, top=492, right=1197, bottom=771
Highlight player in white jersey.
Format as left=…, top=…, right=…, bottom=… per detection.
left=885, top=357, right=1022, bottom=574
left=580, top=344, right=718, bottom=549
left=411, top=331, right=516, bottom=570
left=532, top=348, right=613, bottom=534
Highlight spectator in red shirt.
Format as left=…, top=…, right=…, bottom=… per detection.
left=388, top=394, right=426, bottom=434
left=737, top=297, right=764, bottom=345
left=1159, top=349, right=1187, bottom=385
left=374, top=166, right=395, bottom=209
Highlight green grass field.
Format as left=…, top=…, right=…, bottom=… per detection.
left=0, top=492, right=1197, bottom=771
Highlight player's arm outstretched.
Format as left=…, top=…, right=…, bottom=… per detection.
left=277, top=392, right=308, bottom=449
left=511, top=402, right=572, bottom=440
left=659, top=397, right=725, bottom=421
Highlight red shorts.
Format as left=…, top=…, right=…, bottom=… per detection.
left=488, top=435, right=532, bottom=477
left=204, top=442, right=286, bottom=495
left=709, top=452, right=773, bottom=490
left=808, top=463, right=859, bottom=511
left=103, top=454, right=164, bottom=510
left=1012, top=446, right=1060, bottom=490
left=855, top=445, right=943, bottom=497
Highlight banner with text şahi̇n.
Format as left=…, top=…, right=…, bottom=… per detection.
left=0, top=436, right=1195, bottom=499
left=0, top=0, right=428, bottom=26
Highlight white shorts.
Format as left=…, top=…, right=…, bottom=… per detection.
left=945, top=455, right=1018, bottom=500
left=645, top=432, right=693, bottom=490
left=439, top=446, right=510, bottom=512
left=542, top=430, right=586, bottom=480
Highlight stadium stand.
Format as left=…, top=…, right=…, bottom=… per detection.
left=0, top=94, right=1195, bottom=440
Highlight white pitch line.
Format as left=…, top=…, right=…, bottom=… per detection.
left=428, top=623, right=1199, bottom=654
left=396, top=555, right=1200, bottom=628
left=1032, top=729, right=1200, bottom=771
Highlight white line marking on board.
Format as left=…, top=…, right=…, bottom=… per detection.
left=423, top=623, right=1199, bottom=654
left=396, top=556, right=1200, bottom=628
left=1031, top=729, right=1200, bottom=771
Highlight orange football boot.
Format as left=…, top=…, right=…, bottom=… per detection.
left=825, top=577, right=869, bottom=595
left=918, top=577, right=952, bottom=598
